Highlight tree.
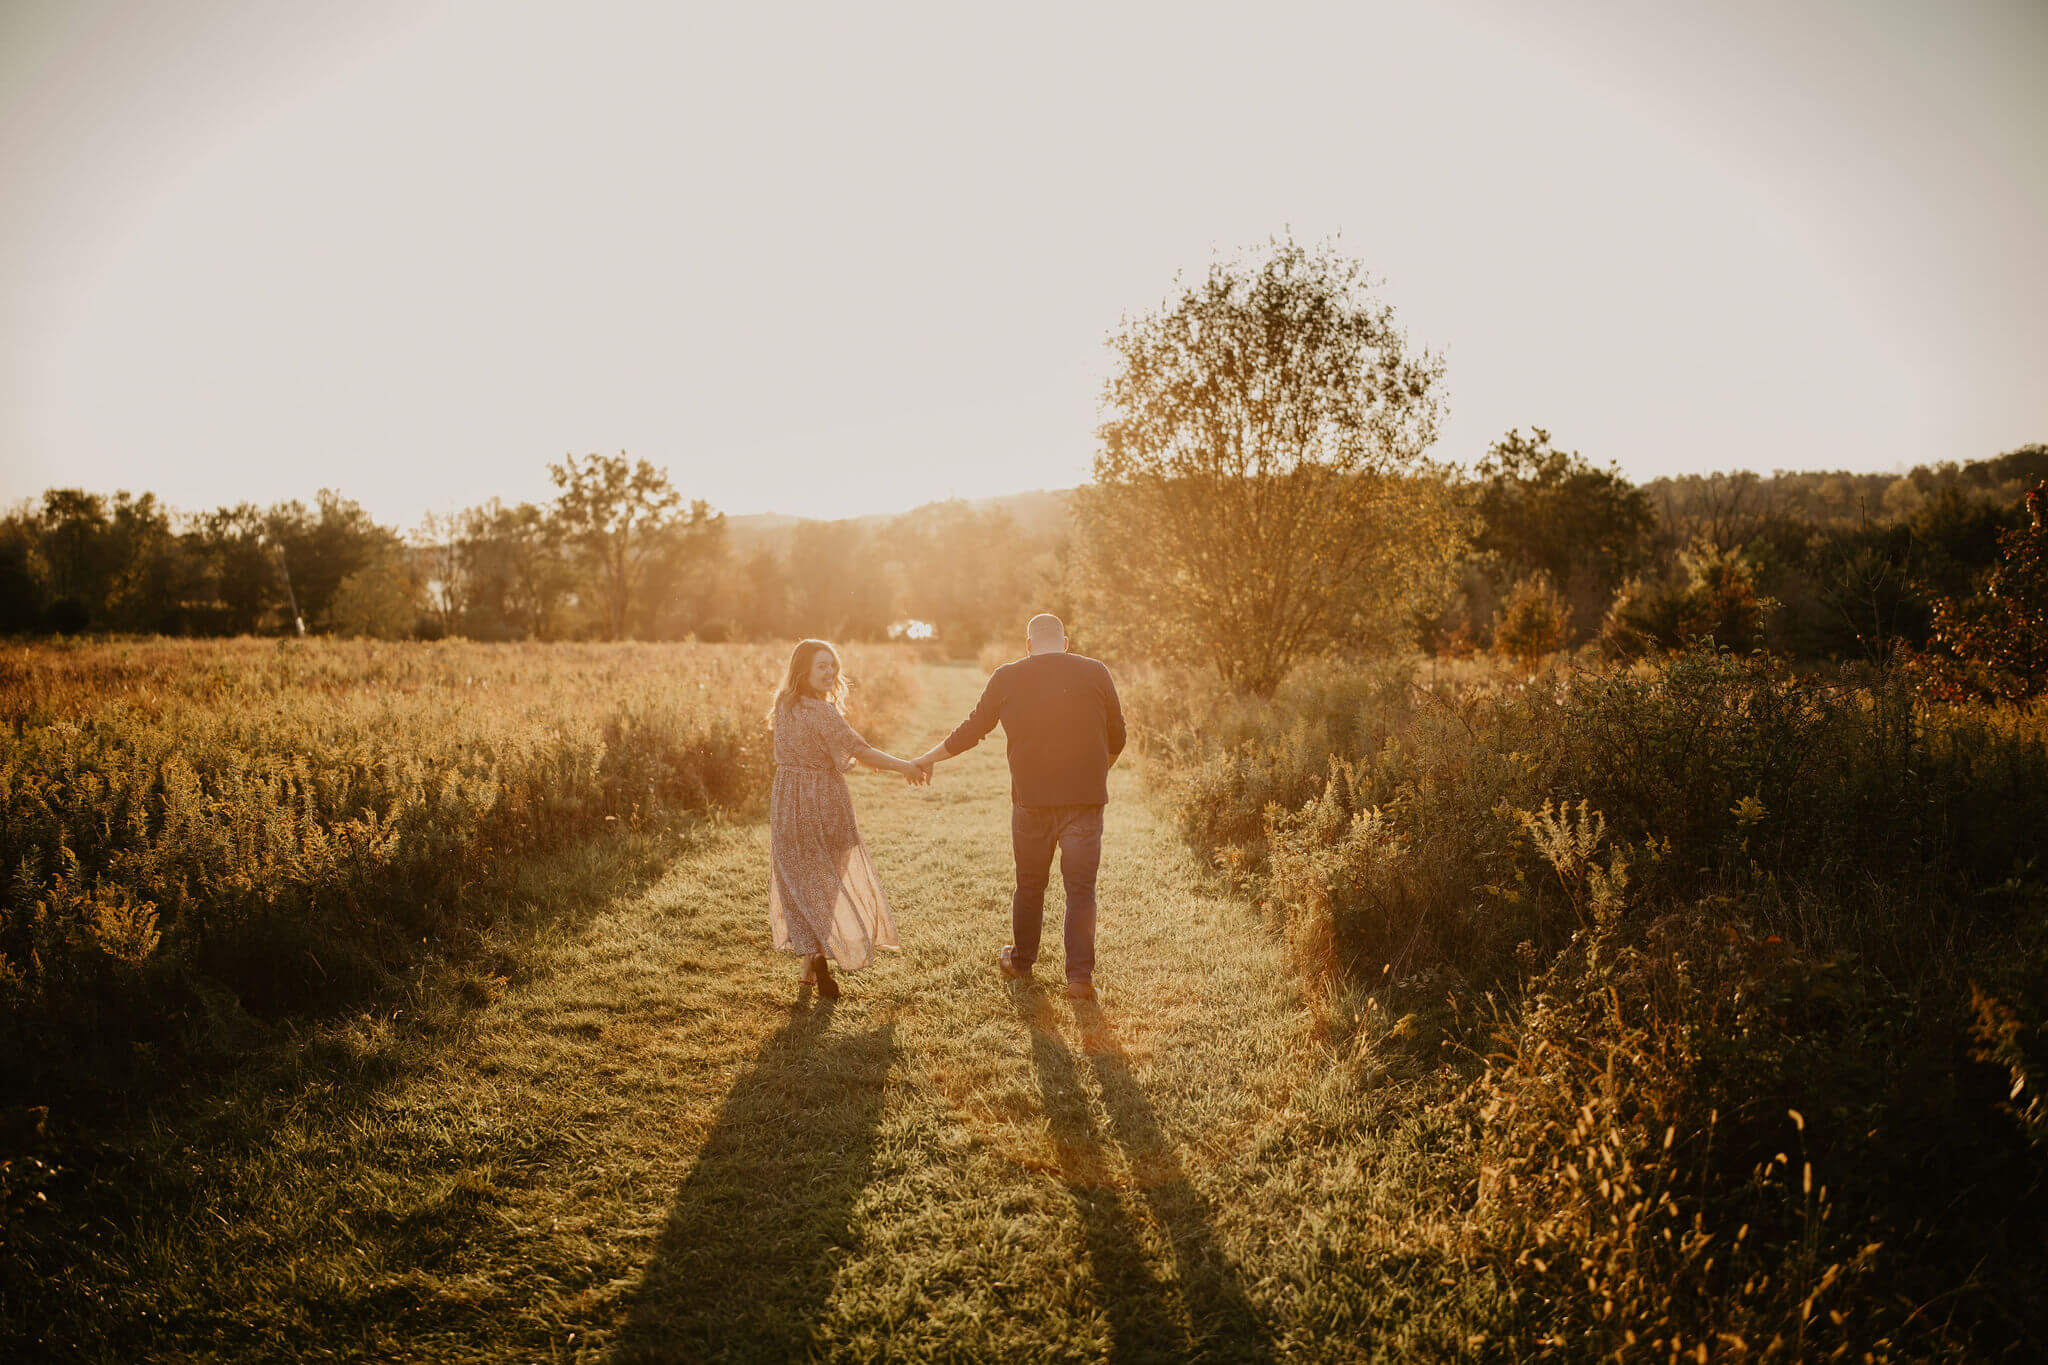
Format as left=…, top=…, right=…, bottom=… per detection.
left=1077, top=236, right=1459, bottom=694
left=1493, top=573, right=1570, bottom=673
left=190, top=503, right=281, bottom=634
left=1652, top=470, right=1769, bottom=552
left=549, top=452, right=685, bottom=640
left=1472, top=428, right=1655, bottom=639
left=892, top=501, right=1046, bottom=656
left=102, top=492, right=194, bottom=633
left=0, top=514, right=46, bottom=633
left=265, top=491, right=403, bottom=631
left=736, top=545, right=792, bottom=641
left=455, top=500, right=572, bottom=640
left=412, top=511, right=469, bottom=638
left=329, top=556, right=423, bottom=639
left=633, top=501, right=732, bottom=639
left=786, top=520, right=896, bottom=642
left=34, top=489, right=119, bottom=626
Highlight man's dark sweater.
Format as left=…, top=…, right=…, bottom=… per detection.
left=942, top=651, right=1126, bottom=806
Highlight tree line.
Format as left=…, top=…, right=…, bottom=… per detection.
left=0, top=453, right=1069, bottom=653
left=7, top=234, right=2042, bottom=686
left=8, top=432, right=2041, bottom=677
left=1446, top=429, right=2048, bottom=670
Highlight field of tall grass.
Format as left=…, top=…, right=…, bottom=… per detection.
left=1129, top=648, right=2048, bottom=1358
left=0, top=639, right=917, bottom=1107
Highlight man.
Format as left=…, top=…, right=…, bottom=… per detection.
left=913, top=614, right=1125, bottom=1001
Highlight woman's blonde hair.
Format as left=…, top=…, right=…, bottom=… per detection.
left=766, top=638, right=848, bottom=729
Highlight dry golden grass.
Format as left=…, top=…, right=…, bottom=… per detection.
left=0, top=637, right=914, bottom=1057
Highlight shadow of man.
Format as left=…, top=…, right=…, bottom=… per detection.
left=1019, top=987, right=1273, bottom=1363
left=612, top=998, right=895, bottom=1364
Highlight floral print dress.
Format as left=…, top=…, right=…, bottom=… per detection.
left=768, top=698, right=899, bottom=969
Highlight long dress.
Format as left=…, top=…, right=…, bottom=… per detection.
left=768, top=697, right=900, bottom=970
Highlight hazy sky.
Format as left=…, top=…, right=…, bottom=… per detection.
left=3, top=0, right=2043, bottom=527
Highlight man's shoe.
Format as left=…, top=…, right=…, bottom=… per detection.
left=998, top=946, right=1032, bottom=980
left=1066, top=980, right=1096, bottom=1002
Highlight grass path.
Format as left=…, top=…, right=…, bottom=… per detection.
left=28, top=665, right=1486, bottom=1362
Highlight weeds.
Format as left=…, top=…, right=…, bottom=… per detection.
left=1132, top=645, right=2048, bottom=1356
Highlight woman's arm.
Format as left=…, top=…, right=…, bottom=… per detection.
left=851, top=744, right=929, bottom=783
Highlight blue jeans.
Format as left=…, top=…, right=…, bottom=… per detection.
left=1010, top=804, right=1104, bottom=983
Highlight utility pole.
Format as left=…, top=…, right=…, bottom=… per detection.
left=271, top=541, right=306, bottom=636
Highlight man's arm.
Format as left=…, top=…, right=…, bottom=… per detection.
left=912, top=671, right=1004, bottom=773
left=1103, top=667, right=1126, bottom=765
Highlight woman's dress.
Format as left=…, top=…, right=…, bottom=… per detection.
left=768, top=698, right=900, bottom=970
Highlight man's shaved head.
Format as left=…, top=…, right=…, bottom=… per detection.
left=1027, top=614, right=1066, bottom=651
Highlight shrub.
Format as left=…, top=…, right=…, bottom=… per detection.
left=1919, top=479, right=2048, bottom=703
left=1603, top=543, right=1772, bottom=658
left=1492, top=574, right=1570, bottom=673
left=1131, top=644, right=2048, bottom=1353
left=1472, top=912, right=1886, bottom=1360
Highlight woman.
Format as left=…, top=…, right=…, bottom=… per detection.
left=766, top=639, right=923, bottom=998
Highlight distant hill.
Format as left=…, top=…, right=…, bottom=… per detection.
left=726, top=488, right=1075, bottom=557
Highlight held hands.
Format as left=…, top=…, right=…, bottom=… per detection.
left=898, top=741, right=944, bottom=786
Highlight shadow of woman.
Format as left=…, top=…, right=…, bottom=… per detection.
left=611, top=998, right=895, bottom=1364
left=1019, top=988, right=1274, bottom=1364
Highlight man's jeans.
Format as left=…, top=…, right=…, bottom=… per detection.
left=1010, top=803, right=1104, bottom=983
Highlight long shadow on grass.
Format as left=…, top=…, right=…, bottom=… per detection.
left=1019, top=987, right=1273, bottom=1363
left=1, top=837, right=683, bottom=1362
left=612, top=996, right=895, bottom=1364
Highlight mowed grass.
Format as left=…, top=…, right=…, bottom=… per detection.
left=11, top=664, right=1498, bottom=1363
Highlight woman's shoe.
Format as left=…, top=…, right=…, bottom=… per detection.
left=812, top=955, right=841, bottom=1000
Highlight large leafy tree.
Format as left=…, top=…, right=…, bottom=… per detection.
left=1078, top=237, right=1459, bottom=694
left=548, top=452, right=685, bottom=640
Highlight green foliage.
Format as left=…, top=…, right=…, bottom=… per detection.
left=267, top=490, right=405, bottom=632
left=1602, top=543, right=1772, bottom=658
left=328, top=556, right=423, bottom=639
left=1920, top=480, right=2048, bottom=703
left=1473, top=428, right=1655, bottom=639
left=448, top=499, right=572, bottom=640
